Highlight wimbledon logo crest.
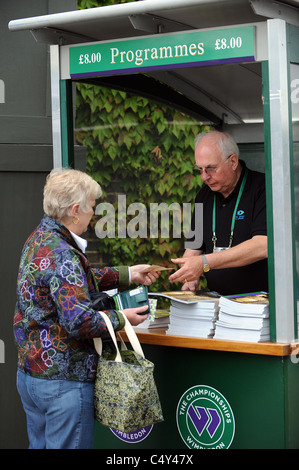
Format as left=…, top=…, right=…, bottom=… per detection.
left=176, top=385, right=235, bottom=449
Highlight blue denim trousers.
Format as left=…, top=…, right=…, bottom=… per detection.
left=17, top=370, right=95, bottom=449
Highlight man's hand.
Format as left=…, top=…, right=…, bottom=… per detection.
left=182, top=279, right=200, bottom=291
left=169, top=256, right=203, bottom=284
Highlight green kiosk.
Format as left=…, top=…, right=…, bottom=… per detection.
left=9, top=0, right=299, bottom=449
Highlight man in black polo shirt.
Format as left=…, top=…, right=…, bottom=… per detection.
left=169, top=131, right=268, bottom=295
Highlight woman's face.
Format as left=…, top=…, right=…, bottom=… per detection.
left=76, top=199, right=96, bottom=235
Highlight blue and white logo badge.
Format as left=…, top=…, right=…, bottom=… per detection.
left=235, top=209, right=245, bottom=220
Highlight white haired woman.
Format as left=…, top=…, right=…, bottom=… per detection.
left=14, top=168, right=159, bottom=449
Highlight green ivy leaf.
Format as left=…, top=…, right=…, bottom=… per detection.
left=75, top=1, right=207, bottom=290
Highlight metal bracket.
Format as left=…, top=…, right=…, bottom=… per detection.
left=129, top=14, right=164, bottom=33
left=31, top=27, right=92, bottom=45
left=129, top=13, right=193, bottom=34
left=250, top=0, right=299, bottom=26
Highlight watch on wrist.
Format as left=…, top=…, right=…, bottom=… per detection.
left=201, top=254, right=210, bottom=272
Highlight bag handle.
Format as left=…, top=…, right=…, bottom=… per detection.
left=93, top=311, right=122, bottom=361
left=93, top=311, right=145, bottom=362
left=121, top=313, right=145, bottom=358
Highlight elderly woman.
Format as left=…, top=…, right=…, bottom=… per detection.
left=14, top=168, right=158, bottom=449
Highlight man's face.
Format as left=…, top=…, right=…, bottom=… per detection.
left=194, top=138, right=238, bottom=197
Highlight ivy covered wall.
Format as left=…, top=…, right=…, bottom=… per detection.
left=75, top=0, right=207, bottom=291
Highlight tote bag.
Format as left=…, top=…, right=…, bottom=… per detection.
left=93, top=312, right=164, bottom=433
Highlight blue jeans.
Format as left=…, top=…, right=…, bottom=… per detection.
left=17, top=370, right=95, bottom=449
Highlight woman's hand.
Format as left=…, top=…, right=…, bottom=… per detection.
left=130, top=264, right=160, bottom=286
left=123, top=305, right=149, bottom=326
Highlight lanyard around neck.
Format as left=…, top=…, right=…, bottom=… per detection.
left=212, top=168, right=248, bottom=250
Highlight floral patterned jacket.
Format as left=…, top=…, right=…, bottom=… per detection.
left=14, top=216, right=129, bottom=382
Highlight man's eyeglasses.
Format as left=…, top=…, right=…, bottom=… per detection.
left=194, top=154, right=233, bottom=175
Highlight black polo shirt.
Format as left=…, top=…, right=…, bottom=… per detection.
left=186, top=161, right=268, bottom=295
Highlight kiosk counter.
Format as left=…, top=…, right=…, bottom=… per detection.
left=90, top=327, right=299, bottom=449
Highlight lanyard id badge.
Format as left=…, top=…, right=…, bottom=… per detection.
left=212, top=168, right=248, bottom=252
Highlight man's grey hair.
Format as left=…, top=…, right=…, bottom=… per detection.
left=194, top=131, right=239, bottom=160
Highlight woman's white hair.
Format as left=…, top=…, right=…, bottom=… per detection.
left=43, top=168, right=102, bottom=220
left=194, top=131, right=239, bottom=159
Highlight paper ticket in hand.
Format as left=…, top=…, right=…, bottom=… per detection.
left=141, top=265, right=175, bottom=273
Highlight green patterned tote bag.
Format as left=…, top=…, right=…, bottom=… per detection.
left=93, top=312, right=164, bottom=433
